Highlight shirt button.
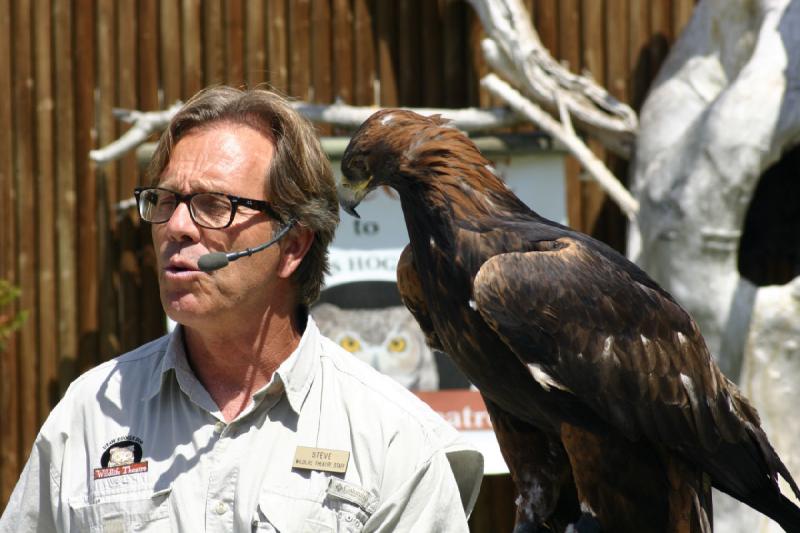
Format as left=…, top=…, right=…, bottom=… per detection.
left=214, top=421, right=225, bottom=434
left=215, top=501, right=227, bottom=515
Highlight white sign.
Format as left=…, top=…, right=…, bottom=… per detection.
left=326, top=151, right=566, bottom=287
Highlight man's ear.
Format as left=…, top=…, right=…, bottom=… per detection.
left=277, top=223, right=314, bottom=279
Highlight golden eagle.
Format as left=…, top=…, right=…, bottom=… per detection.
left=337, top=109, right=800, bottom=532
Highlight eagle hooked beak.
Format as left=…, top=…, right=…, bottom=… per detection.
left=336, top=175, right=374, bottom=219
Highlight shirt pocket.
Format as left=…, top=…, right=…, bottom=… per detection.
left=252, top=477, right=374, bottom=533
left=68, top=486, right=172, bottom=533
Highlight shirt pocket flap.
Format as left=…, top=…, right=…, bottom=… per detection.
left=68, top=486, right=172, bottom=532
left=254, top=476, right=374, bottom=533
left=253, top=491, right=329, bottom=532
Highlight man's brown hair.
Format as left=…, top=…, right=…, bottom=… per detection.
left=147, top=86, right=339, bottom=308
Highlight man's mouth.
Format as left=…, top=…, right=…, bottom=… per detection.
left=164, top=257, right=201, bottom=276
left=165, top=266, right=193, bottom=274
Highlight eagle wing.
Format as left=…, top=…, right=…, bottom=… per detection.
left=471, top=236, right=795, bottom=500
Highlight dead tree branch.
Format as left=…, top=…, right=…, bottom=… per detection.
left=90, top=101, right=525, bottom=166
left=482, top=74, right=639, bottom=218
left=467, top=0, right=637, bottom=158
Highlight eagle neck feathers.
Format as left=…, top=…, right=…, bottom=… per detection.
left=394, top=136, right=532, bottom=230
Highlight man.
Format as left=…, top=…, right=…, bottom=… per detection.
left=0, top=87, right=483, bottom=532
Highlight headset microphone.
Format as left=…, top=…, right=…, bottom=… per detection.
left=198, top=220, right=296, bottom=273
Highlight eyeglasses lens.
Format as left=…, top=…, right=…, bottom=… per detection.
left=138, top=189, right=234, bottom=229
left=139, top=189, right=176, bottom=224
left=192, top=193, right=233, bottom=228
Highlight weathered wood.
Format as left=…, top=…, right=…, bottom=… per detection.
left=311, top=0, right=333, bottom=135
left=76, top=0, right=98, bottom=371
left=53, top=0, right=78, bottom=408
left=14, top=0, right=39, bottom=455
left=96, top=0, right=120, bottom=365
left=266, top=0, right=288, bottom=93
left=160, top=0, right=182, bottom=103
left=120, top=0, right=144, bottom=348
left=600, top=0, right=632, bottom=248
left=246, top=0, right=267, bottom=88
left=375, top=1, right=397, bottom=107
left=673, top=0, right=694, bottom=38
left=442, top=0, right=466, bottom=107
left=468, top=6, right=493, bottom=109
left=33, top=0, right=57, bottom=421
left=420, top=0, right=441, bottom=105
left=534, top=0, right=558, bottom=54
left=331, top=0, right=353, bottom=107
left=225, top=0, right=245, bottom=87
left=628, top=0, right=651, bottom=110
left=289, top=0, right=311, bottom=100
left=353, top=0, right=375, bottom=105
left=0, top=0, right=11, bottom=284
left=558, top=0, right=584, bottom=232
left=0, top=0, right=18, bottom=506
left=397, top=0, right=419, bottom=105
left=606, top=0, right=629, bottom=103
left=182, top=0, right=202, bottom=96
left=138, top=0, right=160, bottom=110
left=203, top=0, right=225, bottom=86
left=578, top=0, right=609, bottom=236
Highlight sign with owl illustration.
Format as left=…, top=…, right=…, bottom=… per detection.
left=312, top=303, right=439, bottom=391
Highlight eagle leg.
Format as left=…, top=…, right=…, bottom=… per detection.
left=560, top=423, right=711, bottom=533
left=483, top=396, right=581, bottom=532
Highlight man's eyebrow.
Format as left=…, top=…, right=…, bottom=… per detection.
left=157, top=176, right=231, bottom=194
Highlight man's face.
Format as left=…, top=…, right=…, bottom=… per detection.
left=152, top=123, right=287, bottom=329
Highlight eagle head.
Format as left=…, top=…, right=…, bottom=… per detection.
left=338, top=109, right=454, bottom=217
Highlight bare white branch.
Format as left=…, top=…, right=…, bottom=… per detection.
left=89, top=101, right=184, bottom=164
left=91, top=100, right=527, bottom=166
left=482, top=74, right=639, bottom=219
left=467, top=0, right=637, bottom=158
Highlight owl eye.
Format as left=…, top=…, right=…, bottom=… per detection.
left=387, top=337, right=407, bottom=353
left=339, top=335, right=362, bottom=353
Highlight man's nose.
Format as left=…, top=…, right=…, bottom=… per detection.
left=164, top=201, right=200, bottom=238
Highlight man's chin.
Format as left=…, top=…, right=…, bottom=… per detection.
left=161, top=294, right=212, bottom=325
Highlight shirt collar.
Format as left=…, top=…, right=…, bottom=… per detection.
left=144, top=318, right=321, bottom=415
left=268, top=315, right=320, bottom=414
left=144, top=325, right=194, bottom=401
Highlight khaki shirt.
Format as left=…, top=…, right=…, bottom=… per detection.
left=0, top=317, right=483, bottom=532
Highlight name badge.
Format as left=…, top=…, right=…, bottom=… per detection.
left=293, top=446, right=350, bottom=474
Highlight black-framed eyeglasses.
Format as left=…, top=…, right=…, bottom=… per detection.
left=133, top=187, right=283, bottom=229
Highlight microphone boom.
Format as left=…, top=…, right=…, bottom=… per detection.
left=198, top=220, right=296, bottom=273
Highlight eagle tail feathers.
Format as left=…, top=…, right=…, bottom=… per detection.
left=747, top=490, right=800, bottom=533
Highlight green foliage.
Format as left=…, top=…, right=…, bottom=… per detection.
left=0, top=279, right=27, bottom=352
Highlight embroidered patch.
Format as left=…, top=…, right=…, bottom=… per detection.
left=326, top=478, right=374, bottom=512
left=93, top=435, right=148, bottom=480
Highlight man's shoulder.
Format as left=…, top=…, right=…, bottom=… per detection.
left=34, top=333, right=171, bottom=442
left=63, top=334, right=170, bottom=402
left=315, top=334, right=484, bottom=514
